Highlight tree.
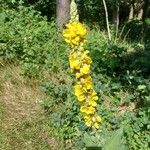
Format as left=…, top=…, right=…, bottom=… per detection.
left=56, top=0, right=71, bottom=30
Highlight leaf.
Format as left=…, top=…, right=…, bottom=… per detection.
left=83, top=133, right=96, bottom=147
left=104, top=128, right=128, bottom=150
left=137, top=85, right=146, bottom=90
left=11, top=0, right=16, bottom=3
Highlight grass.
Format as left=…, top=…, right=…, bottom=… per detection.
left=0, top=59, right=65, bottom=150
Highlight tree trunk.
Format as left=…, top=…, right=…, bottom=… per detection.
left=115, top=2, right=119, bottom=40
left=128, top=4, right=134, bottom=20
left=137, top=8, right=144, bottom=20
left=56, top=0, right=71, bottom=30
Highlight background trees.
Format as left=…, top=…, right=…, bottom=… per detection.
left=1, top=0, right=149, bottom=27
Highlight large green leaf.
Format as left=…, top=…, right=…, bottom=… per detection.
left=104, top=128, right=129, bottom=150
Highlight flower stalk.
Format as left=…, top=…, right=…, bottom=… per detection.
left=63, top=22, right=101, bottom=129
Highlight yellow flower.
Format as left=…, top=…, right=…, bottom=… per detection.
left=92, top=95, right=98, bottom=101
left=78, top=96, right=85, bottom=102
left=81, top=75, right=93, bottom=90
left=72, top=36, right=79, bottom=45
left=74, top=84, right=85, bottom=102
left=84, top=115, right=92, bottom=127
left=89, top=100, right=97, bottom=107
left=93, top=122, right=99, bottom=129
left=85, top=120, right=92, bottom=127
left=69, top=52, right=76, bottom=62
left=84, top=115, right=91, bottom=121
left=82, top=56, right=92, bottom=65
left=75, top=72, right=81, bottom=79
left=85, top=121, right=91, bottom=127
left=63, top=22, right=87, bottom=46
left=76, top=22, right=87, bottom=36
left=63, top=29, right=76, bottom=38
left=90, top=90, right=98, bottom=101
left=80, top=106, right=96, bottom=115
left=69, top=59, right=80, bottom=70
left=81, top=50, right=92, bottom=65
left=74, top=84, right=82, bottom=95
left=91, top=115, right=101, bottom=122
left=69, top=52, right=81, bottom=70
left=80, top=64, right=90, bottom=75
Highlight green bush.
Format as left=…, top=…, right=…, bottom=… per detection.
left=0, top=6, right=67, bottom=77
left=85, top=29, right=127, bottom=75
left=0, top=0, right=56, bottom=19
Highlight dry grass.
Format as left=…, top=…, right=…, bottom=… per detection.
left=0, top=63, right=43, bottom=128
left=0, top=61, right=65, bottom=150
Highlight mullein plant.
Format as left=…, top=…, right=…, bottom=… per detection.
left=63, top=0, right=101, bottom=129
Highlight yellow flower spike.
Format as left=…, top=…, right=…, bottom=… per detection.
left=63, top=21, right=101, bottom=129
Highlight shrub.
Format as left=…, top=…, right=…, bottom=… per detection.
left=0, top=6, right=67, bottom=77
left=85, top=29, right=127, bottom=75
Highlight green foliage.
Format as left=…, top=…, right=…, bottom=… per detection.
left=0, top=0, right=56, bottom=19
left=0, top=3, right=150, bottom=150
left=39, top=27, right=150, bottom=150
left=40, top=73, right=82, bottom=141
left=85, top=29, right=127, bottom=75
left=104, top=128, right=128, bottom=150
left=76, top=0, right=105, bottom=27
left=0, top=6, right=67, bottom=77
left=73, top=128, right=129, bottom=150
left=121, top=20, right=143, bottom=42
left=124, top=108, right=150, bottom=150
